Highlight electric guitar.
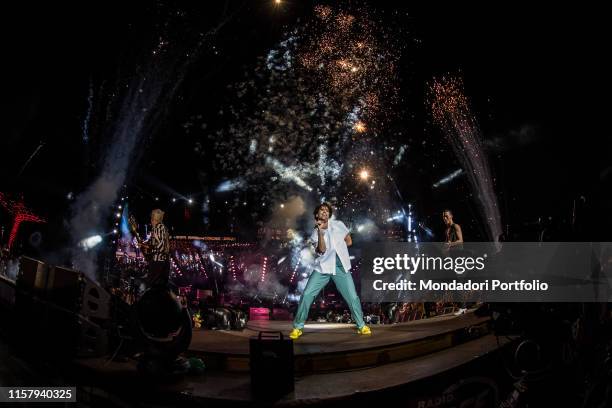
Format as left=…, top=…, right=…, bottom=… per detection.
left=128, top=215, right=152, bottom=263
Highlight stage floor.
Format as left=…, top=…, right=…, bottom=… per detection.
left=29, top=310, right=506, bottom=406
left=188, top=311, right=491, bottom=373
left=73, top=332, right=512, bottom=406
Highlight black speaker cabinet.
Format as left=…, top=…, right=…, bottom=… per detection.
left=46, top=265, right=83, bottom=312
left=81, top=277, right=111, bottom=320
left=249, top=331, right=294, bottom=400
left=45, top=265, right=111, bottom=320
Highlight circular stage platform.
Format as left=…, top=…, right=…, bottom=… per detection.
left=70, top=311, right=513, bottom=406
left=187, top=312, right=491, bottom=374
left=1, top=274, right=514, bottom=406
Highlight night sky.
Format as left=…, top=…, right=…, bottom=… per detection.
left=2, top=1, right=609, bottom=255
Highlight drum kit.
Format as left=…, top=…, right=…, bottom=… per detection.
left=109, top=258, right=148, bottom=305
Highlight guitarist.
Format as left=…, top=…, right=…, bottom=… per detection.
left=144, top=208, right=171, bottom=289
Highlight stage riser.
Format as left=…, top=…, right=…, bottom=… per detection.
left=186, top=320, right=490, bottom=375
left=296, top=335, right=454, bottom=373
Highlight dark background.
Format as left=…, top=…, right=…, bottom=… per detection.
left=1, top=1, right=609, bottom=251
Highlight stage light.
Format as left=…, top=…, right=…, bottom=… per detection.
left=79, top=235, right=102, bottom=250
left=359, top=169, right=370, bottom=181
left=113, top=229, right=118, bottom=234
left=172, top=198, right=177, bottom=203
left=188, top=198, right=193, bottom=204
left=116, top=212, right=121, bottom=218
left=155, top=197, right=159, bottom=201
left=118, top=205, right=122, bottom=210
left=280, top=203, right=285, bottom=208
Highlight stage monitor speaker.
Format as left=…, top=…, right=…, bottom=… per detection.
left=81, top=278, right=111, bottom=320
left=250, top=331, right=294, bottom=400
left=46, top=265, right=83, bottom=312
left=45, top=265, right=111, bottom=320
left=17, top=256, right=48, bottom=293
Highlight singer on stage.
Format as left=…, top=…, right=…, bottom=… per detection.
left=289, top=203, right=371, bottom=339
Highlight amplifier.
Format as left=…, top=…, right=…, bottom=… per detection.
left=250, top=331, right=294, bottom=400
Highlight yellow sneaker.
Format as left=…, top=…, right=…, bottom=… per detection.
left=289, top=328, right=303, bottom=340
left=357, top=326, right=372, bottom=335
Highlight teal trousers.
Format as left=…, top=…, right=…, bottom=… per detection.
left=293, top=255, right=365, bottom=329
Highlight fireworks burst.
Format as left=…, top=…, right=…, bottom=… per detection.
left=359, top=168, right=370, bottom=181
left=300, top=4, right=398, bottom=128
left=190, top=3, right=403, bottom=221
left=353, top=121, right=367, bottom=133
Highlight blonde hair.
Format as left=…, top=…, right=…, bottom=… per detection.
left=151, top=208, right=165, bottom=222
